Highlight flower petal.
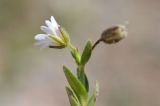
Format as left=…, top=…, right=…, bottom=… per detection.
left=45, top=20, right=53, bottom=29
left=34, top=37, right=55, bottom=47
left=35, top=40, right=51, bottom=47
left=40, top=26, right=54, bottom=34
left=34, top=34, right=49, bottom=40
left=45, top=19, right=58, bottom=36
left=51, top=16, right=59, bottom=30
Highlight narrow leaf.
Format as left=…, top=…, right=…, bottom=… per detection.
left=77, top=68, right=89, bottom=92
left=65, top=86, right=80, bottom=106
left=87, top=81, right=99, bottom=106
left=71, top=48, right=81, bottom=65
left=63, top=65, right=88, bottom=103
left=81, top=41, right=92, bottom=66
left=84, top=73, right=89, bottom=92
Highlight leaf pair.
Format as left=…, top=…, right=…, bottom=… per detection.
left=77, top=41, right=92, bottom=92
left=70, top=40, right=92, bottom=66
left=63, top=66, right=88, bottom=105
left=70, top=41, right=92, bottom=92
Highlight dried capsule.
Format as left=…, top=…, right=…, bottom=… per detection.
left=101, top=25, right=127, bottom=44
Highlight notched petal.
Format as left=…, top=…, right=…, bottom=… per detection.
left=45, top=20, right=53, bottom=29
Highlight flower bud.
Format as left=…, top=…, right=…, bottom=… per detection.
left=100, top=25, right=127, bottom=44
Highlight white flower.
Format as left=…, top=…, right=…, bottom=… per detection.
left=34, top=34, right=54, bottom=47
left=34, top=16, right=68, bottom=48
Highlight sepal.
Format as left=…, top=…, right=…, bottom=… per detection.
left=60, top=27, right=70, bottom=46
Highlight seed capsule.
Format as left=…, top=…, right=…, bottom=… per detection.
left=101, top=25, right=127, bottom=44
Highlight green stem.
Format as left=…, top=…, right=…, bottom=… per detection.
left=68, top=43, right=75, bottom=51
left=67, top=42, right=89, bottom=106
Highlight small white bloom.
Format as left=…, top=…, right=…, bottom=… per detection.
left=34, top=16, right=65, bottom=47
left=44, top=16, right=60, bottom=35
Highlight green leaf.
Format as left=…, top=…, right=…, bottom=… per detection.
left=63, top=65, right=88, bottom=104
left=87, top=81, right=99, bottom=106
left=71, top=48, right=81, bottom=65
left=77, top=67, right=89, bottom=92
left=83, top=73, right=89, bottom=92
left=65, top=86, right=80, bottom=106
left=81, top=41, right=92, bottom=66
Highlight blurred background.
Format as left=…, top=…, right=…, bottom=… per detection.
left=0, top=0, right=160, bottom=106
